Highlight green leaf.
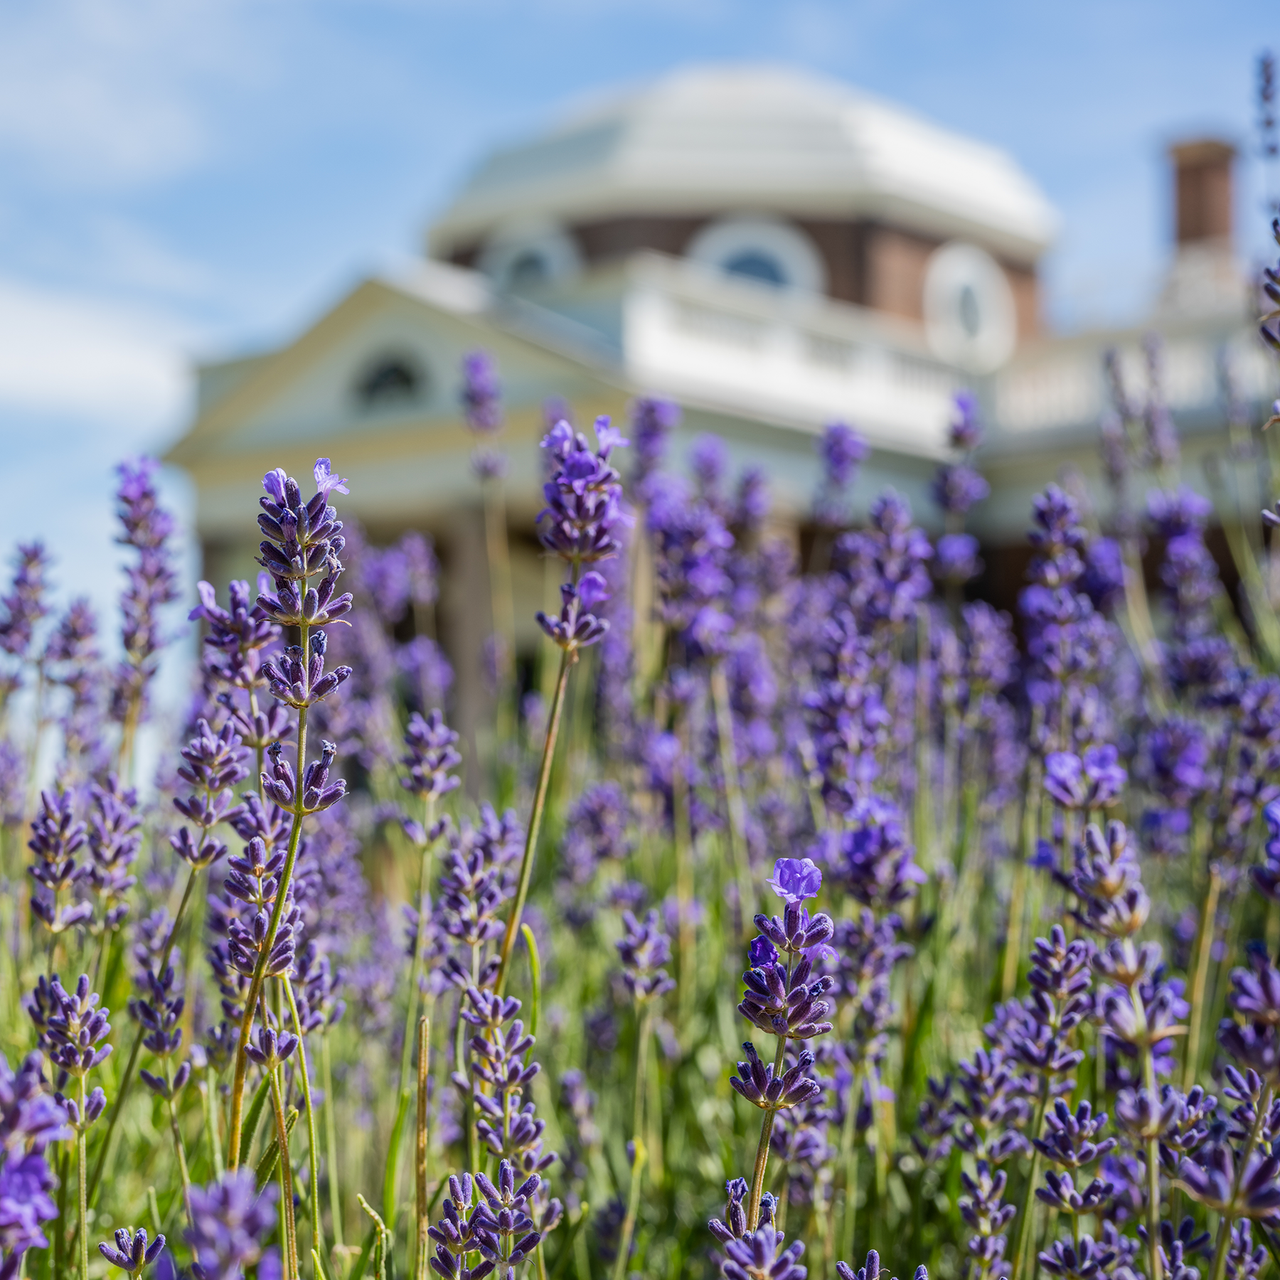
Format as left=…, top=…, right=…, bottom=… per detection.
left=522, top=922, right=542, bottom=1043
left=254, top=1107, right=298, bottom=1191
left=238, top=1073, right=272, bottom=1169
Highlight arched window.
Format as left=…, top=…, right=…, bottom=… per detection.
left=686, top=216, right=827, bottom=295
left=723, top=249, right=787, bottom=287
left=355, top=353, right=425, bottom=409
left=479, top=221, right=581, bottom=294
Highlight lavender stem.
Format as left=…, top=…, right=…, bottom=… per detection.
left=88, top=862, right=201, bottom=1206
left=270, top=1063, right=300, bottom=1280
left=76, top=1075, right=89, bottom=1280
left=283, top=974, right=323, bottom=1267
left=385, top=800, right=438, bottom=1230
left=228, top=691, right=310, bottom=1167
left=1182, top=864, right=1222, bottom=1091
left=414, top=1014, right=431, bottom=1280
left=1209, top=1085, right=1273, bottom=1280
left=710, top=660, right=752, bottom=933
left=320, top=1030, right=343, bottom=1250
left=494, top=647, right=572, bottom=996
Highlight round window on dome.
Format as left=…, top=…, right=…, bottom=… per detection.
left=507, top=251, right=550, bottom=289
left=723, top=249, right=787, bottom=287
left=479, top=221, right=582, bottom=295
left=686, top=216, right=826, bottom=295
left=923, top=242, right=1017, bottom=373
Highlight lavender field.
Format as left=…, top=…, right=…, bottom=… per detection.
left=4, top=225, right=1280, bottom=1280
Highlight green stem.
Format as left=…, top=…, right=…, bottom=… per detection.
left=166, top=1090, right=194, bottom=1229
left=494, top=648, right=572, bottom=996
left=76, top=1078, right=89, bottom=1280
left=1009, top=1085, right=1048, bottom=1280
left=54, top=1146, right=69, bottom=1279
left=386, top=804, right=438, bottom=1229
left=709, top=661, right=753, bottom=934
left=415, top=1015, right=431, bottom=1280
left=1183, top=866, right=1223, bottom=1091
left=839, top=1064, right=862, bottom=1264
left=1135, top=990, right=1164, bottom=1280
left=88, top=864, right=201, bottom=1206
left=673, top=707, right=696, bottom=1031
left=612, top=1006, right=653, bottom=1280
left=320, top=1031, right=343, bottom=1249
left=228, top=699, right=309, bottom=1167
left=748, top=955, right=794, bottom=1232
left=1002, top=743, right=1043, bottom=1003
left=1209, top=1085, right=1273, bottom=1280
left=202, top=1064, right=224, bottom=1178
left=270, top=1066, right=300, bottom=1280
left=283, top=976, right=323, bottom=1266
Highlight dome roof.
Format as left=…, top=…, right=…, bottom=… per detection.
left=430, top=64, right=1058, bottom=264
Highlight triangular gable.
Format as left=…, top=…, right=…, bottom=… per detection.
left=168, top=264, right=626, bottom=471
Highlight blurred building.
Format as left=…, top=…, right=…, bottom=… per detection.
left=167, top=63, right=1277, bottom=737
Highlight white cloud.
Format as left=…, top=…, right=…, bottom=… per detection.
left=0, top=276, right=187, bottom=424
left=0, top=0, right=259, bottom=187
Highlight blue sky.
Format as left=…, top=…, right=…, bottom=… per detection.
left=0, top=0, right=1275, bottom=620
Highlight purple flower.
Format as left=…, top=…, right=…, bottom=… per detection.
left=616, top=910, right=676, bottom=1004
left=1026, top=485, right=1086, bottom=588
left=538, top=418, right=629, bottom=567
left=244, top=1026, right=298, bottom=1071
left=1254, top=801, right=1280, bottom=901
left=931, top=464, right=990, bottom=516
left=766, top=858, right=822, bottom=904
left=1043, top=746, right=1126, bottom=810
left=1037, top=1236, right=1115, bottom=1279
left=648, top=482, right=734, bottom=637
left=950, top=391, right=983, bottom=451
left=738, top=951, right=834, bottom=1040
left=692, top=433, right=728, bottom=498
left=98, top=1226, right=166, bottom=1274
left=0, top=542, right=51, bottom=661
left=26, top=973, right=112, bottom=1085
left=934, top=532, right=982, bottom=584
left=461, top=350, right=503, bottom=433
left=818, top=422, right=869, bottom=507
left=1148, top=486, right=1212, bottom=539
left=536, top=575, right=611, bottom=653
left=313, top=457, right=349, bottom=496
left=832, top=492, right=933, bottom=630
left=730, top=1043, right=822, bottom=1112
left=1080, top=537, right=1125, bottom=613
left=186, top=1170, right=278, bottom=1280
left=718, top=1225, right=806, bottom=1280
left=1179, top=1143, right=1280, bottom=1218
left=399, top=709, right=462, bottom=810
left=0, top=1052, right=69, bottom=1267
left=629, top=396, right=679, bottom=488
left=818, top=797, right=925, bottom=911
left=110, top=460, right=180, bottom=729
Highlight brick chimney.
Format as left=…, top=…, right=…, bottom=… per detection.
left=1157, top=137, right=1244, bottom=317
left=1170, top=139, right=1235, bottom=245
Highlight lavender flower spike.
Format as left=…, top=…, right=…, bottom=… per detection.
left=187, top=1170, right=278, bottom=1279
left=98, top=1226, right=166, bottom=1274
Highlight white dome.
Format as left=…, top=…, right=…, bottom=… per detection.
left=430, top=63, right=1058, bottom=264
